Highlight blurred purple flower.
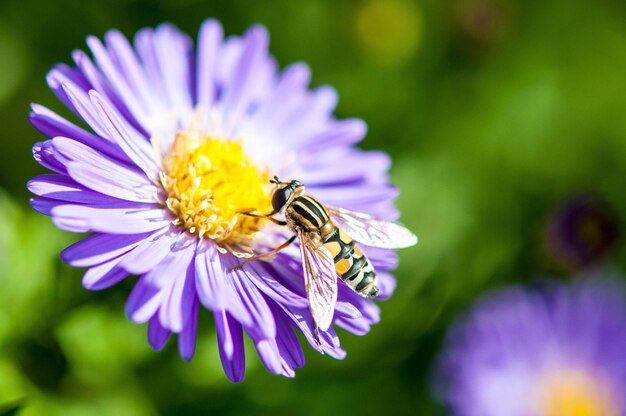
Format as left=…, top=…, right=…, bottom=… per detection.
left=545, top=195, right=618, bottom=272
left=435, top=279, right=626, bottom=415
left=27, top=20, right=401, bottom=381
left=452, top=0, right=514, bottom=54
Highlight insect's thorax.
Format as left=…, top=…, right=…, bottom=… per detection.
left=285, top=194, right=331, bottom=233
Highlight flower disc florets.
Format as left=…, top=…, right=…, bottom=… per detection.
left=161, top=130, right=271, bottom=249
left=537, top=368, right=618, bottom=415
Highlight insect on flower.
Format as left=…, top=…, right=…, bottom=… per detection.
left=233, top=177, right=417, bottom=340
left=27, top=19, right=414, bottom=381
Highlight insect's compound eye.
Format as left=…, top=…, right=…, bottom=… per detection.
left=272, top=187, right=292, bottom=212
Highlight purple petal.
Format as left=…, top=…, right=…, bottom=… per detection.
left=30, top=197, right=90, bottom=232
left=254, top=338, right=291, bottom=377
left=194, top=240, right=228, bottom=310
left=153, top=24, right=194, bottom=126
left=133, top=29, right=169, bottom=113
left=126, top=274, right=164, bottom=323
left=46, top=68, right=88, bottom=119
left=334, top=300, right=362, bottom=319
left=245, top=261, right=309, bottom=308
left=261, top=253, right=357, bottom=317
left=362, top=246, right=399, bottom=271
left=276, top=303, right=342, bottom=356
left=99, top=30, right=156, bottom=131
left=52, top=217, right=91, bottom=232
left=270, top=303, right=305, bottom=369
left=131, top=28, right=176, bottom=154
left=297, top=151, right=391, bottom=188
left=262, top=254, right=310, bottom=298
left=148, top=314, right=171, bottom=351
left=194, top=243, right=254, bottom=328
left=214, top=37, right=243, bottom=89
left=30, top=197, right=67, bottom=216
left=279, top=86, right=338, bottom=145
left=82, top=256, right=129, bottom=290
left=338, top=284, right=381, bottom=325
left=57, top=80, right=113, bottom=140
left=51, top=63, right=91, bottom=91
left=85, top=207, right=168, bottom=233
left=214, top=310, right=246, bottom=383
left=222, top=25, right=270, bottom=134
left=29, top=104, right=128, bottom=161
left=118, top=225, right=179, bottom=274
left=196, top=19, right=223, bottom=109
left=249, top=63, right=310, bottom=129
left=374, top=272, right=397, bottom=300
left=334, top=316, right=371, bottom=336
left=89, top=91, right=159, bottom=178
left=222, top=255, right=276, bottom=340
left=178, top=297, right=199, bottom=361
left=52, top=137, right=156, bottom=203
left=61, top=232, right=152, bottom=267
left=102, top=30, right=153, bottom=108
left=158, top=239, right=196, bottom=332
left=310, top=184, right=399, bottom=214
left=71, top=48, right=142, bottom=135
left=51, top=203, right=169, bottom=234
left=322, top=344, right=347, bottom=360
left=86, top=34, right=151, bottom=130
left=66, top=160, right=156, bottom=203
left=32, top=141, right=67, bottom=174
left=145, top=232, right=196, bottom=285
left=299, top=119, right=367, bottom=151
left=28, top=174, right=119, bottom=205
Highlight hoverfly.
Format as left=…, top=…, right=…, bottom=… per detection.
left=234, top=177, right=417, bottom=341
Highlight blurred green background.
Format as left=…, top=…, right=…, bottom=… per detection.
left=0, top=0, right=625, bottom=414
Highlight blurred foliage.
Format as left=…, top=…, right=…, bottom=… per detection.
left=0, top=0, right=625, bottom=414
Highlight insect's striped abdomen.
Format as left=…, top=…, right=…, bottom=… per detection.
left=288, top=195, right=330, bottom=231
left=322, top=228, right=378, bottom=298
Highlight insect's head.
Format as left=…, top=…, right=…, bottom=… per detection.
left=270, top=176, right=304, bottom=213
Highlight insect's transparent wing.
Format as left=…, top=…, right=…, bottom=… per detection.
left=327, top=206, right=418, bottom=249
left=298, top=230, right=338, bottom=331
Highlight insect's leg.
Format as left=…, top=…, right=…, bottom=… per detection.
left=230, top=235, right=297, bottom=271
left=314, top=324, right=324, bottom=352
left=237, top=209, right=287, bottom=226
left=238, top=207, right=275, bottom=217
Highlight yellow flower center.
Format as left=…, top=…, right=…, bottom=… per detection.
left=161, top=131, right=272, bottom=250
left=540, top=368, right=619, bottom=416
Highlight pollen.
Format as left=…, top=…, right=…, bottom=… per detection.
left=539, top=368, right=619, bottom=416
left=161, top=131, right=272, bottom=248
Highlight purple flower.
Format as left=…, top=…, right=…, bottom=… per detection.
left=435, top=279, right=626, bottom=415
left=545, top=194, right=619, bottom=272
left=27, top=20, right=401, bottom=382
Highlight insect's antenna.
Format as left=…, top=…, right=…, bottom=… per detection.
left=269, top=175, right=280, bottom=184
